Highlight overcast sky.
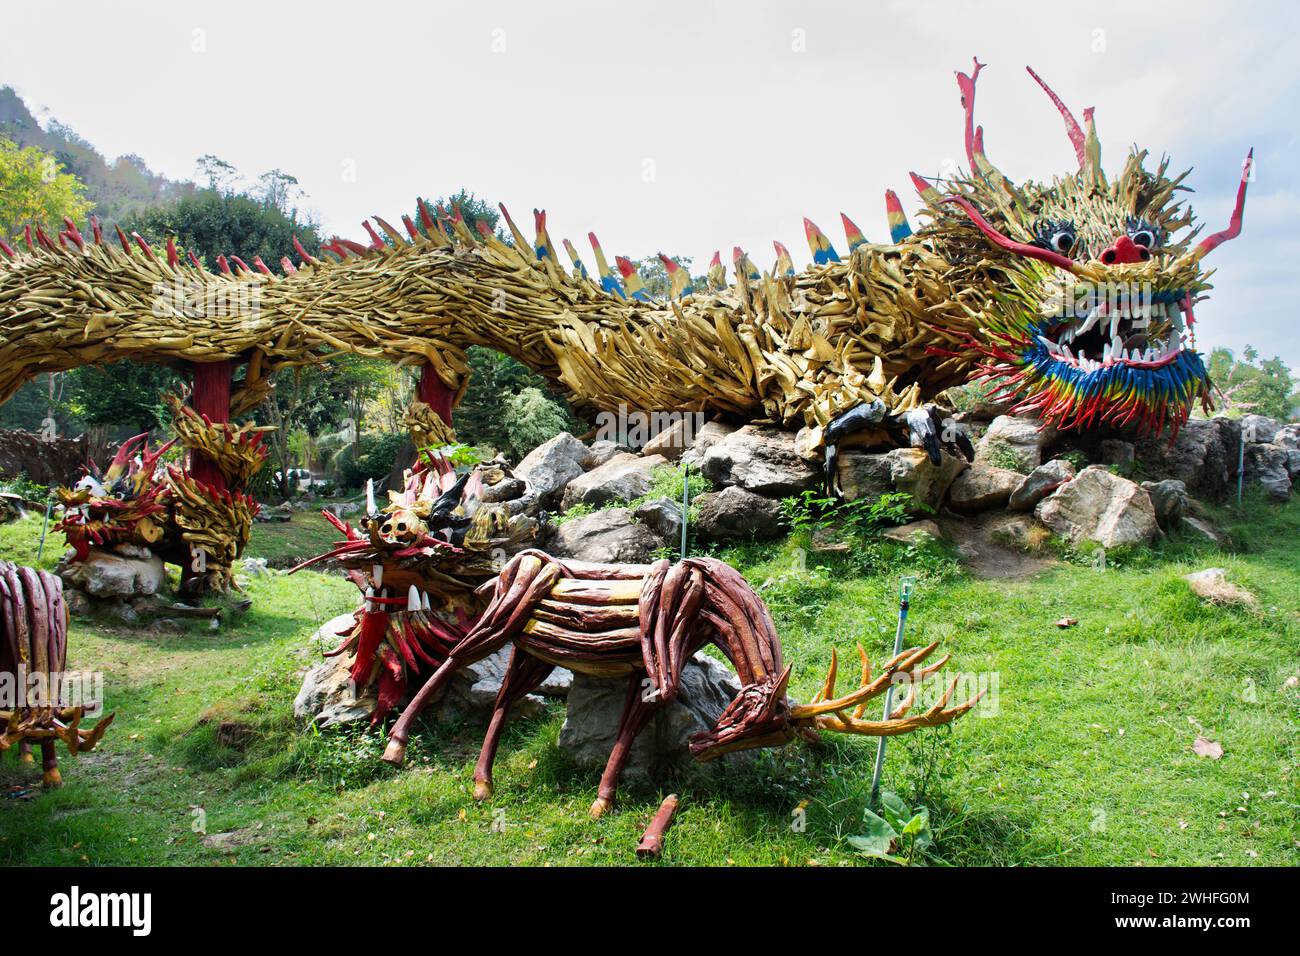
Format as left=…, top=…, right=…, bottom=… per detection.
left=3, top=0, right=1296, bottom=367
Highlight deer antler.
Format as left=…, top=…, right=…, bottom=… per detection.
left=0, top=707, right=115, bottom=755
left=788, top=642, right=980, bottom=736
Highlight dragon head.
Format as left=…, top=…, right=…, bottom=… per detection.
left=921, top=59, right=1251, bottom=436
left=55, top=433, right=176, bottom=560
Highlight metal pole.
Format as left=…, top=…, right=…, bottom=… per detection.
left=870, top=577, right=914, bottom=808
left=1237, top=428, right=1245, bottom=507
left=36, top=495, right=53, bottom=563
left=680, top=462, right=690, bottom=560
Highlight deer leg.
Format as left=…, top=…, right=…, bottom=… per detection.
left=40, top=741, right=61, bottom=787
left=590, top=675, right=660, bottom=819
left=473, top=648, right=555, bottom=801
left=18, top=740, right=34, bottom=765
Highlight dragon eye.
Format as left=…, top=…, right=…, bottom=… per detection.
left=1130, top=229, right=1155, bottom=248
left=396, top=521, right=407, bottom=532
left=1049, top=230, right=1076, bottom=254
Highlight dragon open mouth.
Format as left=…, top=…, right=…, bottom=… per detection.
left=1033, top=290, right=1193, bottom=373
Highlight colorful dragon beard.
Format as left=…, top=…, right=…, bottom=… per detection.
left=917, top=60, right=1251, bottom=436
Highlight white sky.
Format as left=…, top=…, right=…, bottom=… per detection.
left=2, top=0, right=1297, bottom=367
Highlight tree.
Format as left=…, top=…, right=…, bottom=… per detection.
left=120, top=184, right=322, bottom=268
left=505, top=387, right=570, bottom=457
left=0, top=137, right=92, bottom=239
left=1207, top=347, right=1300, bottom=421
left=195, top=154, right=238, bottom=193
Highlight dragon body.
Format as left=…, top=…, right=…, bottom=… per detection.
left=0, top=59, right=1250, bottom=590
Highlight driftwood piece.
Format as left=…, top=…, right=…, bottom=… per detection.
left=636, top=794, right=680, bottom=859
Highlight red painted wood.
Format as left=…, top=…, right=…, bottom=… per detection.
left=417, top=363, right=454, bottom=426
left=188, top=360, right=233, bottom=491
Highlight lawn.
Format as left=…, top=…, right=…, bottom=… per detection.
left=1, top=496, right=1297, bottom=866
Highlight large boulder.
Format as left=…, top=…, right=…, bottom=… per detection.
left=1134, top=416, right=1240, bottom=502
left=976, top=416, right=1056, bottom=472
left=1034, top=465, right=1158, bottom=548
left=1009, top=458, right=1076, bottom=512
left=1240, top=414, right=1283, bottom=445
left=1243, top=443, right=1292, bottom=501
left=945, top=462, right=1023, bottom=514
left=558, top=653, right=753, bottom=779
left=700, top=425, right=820, bottom=496
left=515, top=432, right=590, bottom=506
left=561, top=453, right=667, bottom=511
left=58, top=547, right=165, bottom=598
left=837, top=448, right=967, bottom=514
left=546, top=507, right=664, bottom=563
left=1141, top=479, right=1189, bottom=526
left=679, top=420, right=739, bottom=469
left=693, top=486, right=785, bottom=542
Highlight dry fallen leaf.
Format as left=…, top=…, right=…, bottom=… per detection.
left=1193, top=736, right=1224, bottom=759
left=1055, top=617, right=1078, bottom=628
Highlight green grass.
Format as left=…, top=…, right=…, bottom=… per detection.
left=1, top=496, right=1297, bottom=866
left=246, top=510, right=347, bottom=569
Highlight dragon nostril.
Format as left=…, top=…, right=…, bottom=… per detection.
left=1102, top=250, right=1116, bottom=265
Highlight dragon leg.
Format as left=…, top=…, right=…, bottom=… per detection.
left=825, top=401, right=974, bottom=493
left=18, top=740, right=33, bottom=765
left=472, top=648, right=556, bottom=800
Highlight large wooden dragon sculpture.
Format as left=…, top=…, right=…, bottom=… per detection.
left=0, top=57, right=1250, bottom=596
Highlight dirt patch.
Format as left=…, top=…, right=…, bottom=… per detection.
left=937, top=512, right=1059, bottom=580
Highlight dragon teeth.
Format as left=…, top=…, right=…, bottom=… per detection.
left=406, top=584, right=421, bottom=612
left=1078, top=309, right=1102, bottom=335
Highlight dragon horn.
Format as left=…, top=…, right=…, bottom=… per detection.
left=1026, top=65, right=1086, bottom=170
left=1193, top=149, right=1253, bottom=261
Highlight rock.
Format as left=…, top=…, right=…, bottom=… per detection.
left=293, top=613, right=376, bottom=727
left=640, top=419, right=691, bottom=462
left=515, top=432, right=590, bottom=506
left=1184, top=567, right=1255, bottom=606
left=1100, top=439, right=1136, bottom=470
left=693, top=487, right=785, bottom=542
left=633, top=497, right=683, bottom=543
left=434, top=646, right=572, bottom=721
left=1240, top=414, right=1283, bottom=444
left=255, top=503, right=293, bottom=523
left=793, top=425, right=824, bottom=462
left=679, top=420, right=738, bottom=469
left=558, top=653, right=753, bottom=779
left=984, top=513, right=1051, bottom=552
left=1134, top=416, right=1240, bottom=502
left=0, top=492, right=25, bottom=523
left=882, top=519, right=943, bottom=544
left=547, top=508, right=664, bottom=563
left=1009, top=458, right=1076, bottom=512
left=64, top=588, right=92, bottom=617
left=1180, top=515, right=1230, bottom=548
left=480, top=476, right=526, bottom=503
left=1286, top=448, right=1300, bottom=481
left=239, top=557, right=272, bottom=583
left=585, top=439, right=632, bottom=469
left=294, top=613, right=574, bottom=728
left=58, top=547, right=165, bottom=598
left=1243, top=443, right=1292, bottom=501
left=1034, top=465, right=1158, bottom=549
left=561, top=453, right=668, bottom=511
left=837, top=448, right=967, bottom=514
left=976, top=416, right=1056, bottom=472
left=958, top=399, right=1015, bottom=422
left=945, top=462, right=1022, bottom=514
left=700, top=425, right=820, bottom=496
left=1141, top=479, right=1189, bottom=526
left=1274, top=424, right=1300, bottom=451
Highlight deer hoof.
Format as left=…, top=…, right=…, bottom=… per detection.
left=18, top=751, right=34, bottom=765
left=589, top=797, right=611, bottom=819
left=473, top=780, right=493, bottom=801
left=42, top=767, right=62, bottom=788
